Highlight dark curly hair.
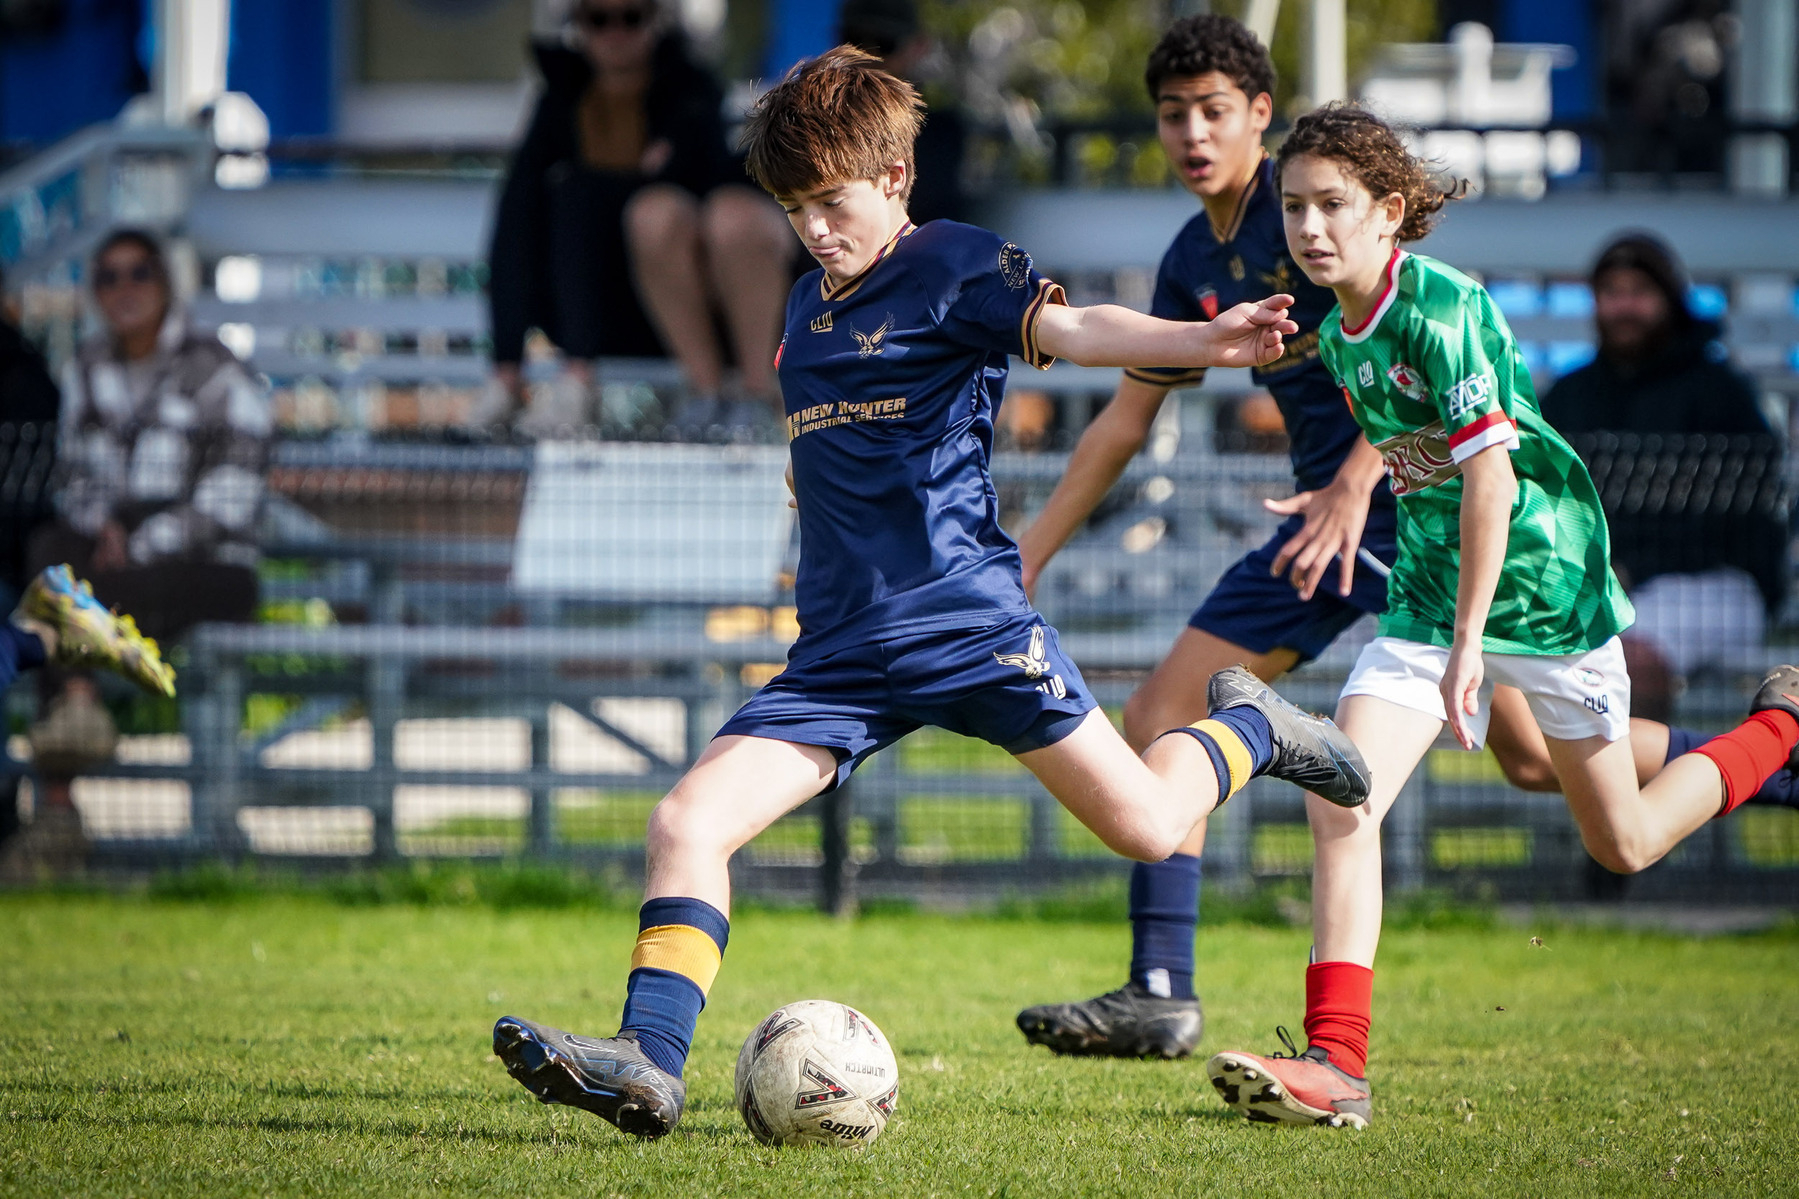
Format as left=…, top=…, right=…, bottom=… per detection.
left=1144, top=14, right=1275, bottom=104
left=1275, top=102, right=1461, bottom=243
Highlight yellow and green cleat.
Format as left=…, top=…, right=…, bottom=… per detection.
left=16, top=565, right=177, bottom=697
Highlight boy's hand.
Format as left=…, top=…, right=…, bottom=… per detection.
left=1264, top=478, right=1372, bottom=601
left=785, top=459, right=797, bottom=510
left=1201, top=295, right=1298, bottom=369
left=1442, top=641, right=1485, bottom=750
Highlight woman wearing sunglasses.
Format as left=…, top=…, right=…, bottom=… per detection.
left=20, top=228, right=269, bottom=865
left=482, top=0, right=795, bottom=437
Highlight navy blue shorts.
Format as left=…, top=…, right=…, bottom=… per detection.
left=1189, top=507, right=1397, bottom=664
left=717, top=612, right=1097, bottom=791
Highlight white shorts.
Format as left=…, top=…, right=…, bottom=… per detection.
left=1340, top=635, right=1631, bottom=749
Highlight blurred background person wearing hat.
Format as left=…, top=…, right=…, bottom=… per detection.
left=1541, top=232, right=1787, bottom=721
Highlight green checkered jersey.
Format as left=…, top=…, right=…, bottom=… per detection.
left=1317, top=251, right=1633, bottom=656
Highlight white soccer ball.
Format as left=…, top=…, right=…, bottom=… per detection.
left=734, top=999, right=899, bottom=1147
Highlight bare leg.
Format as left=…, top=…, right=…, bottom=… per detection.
left=1486, top=682, right=1682, bottom=792
left=1123, top=627, right=1301, bottom=856
left=1308, top=695, right=1443, bottom=968
left=623, top=184, right=725, bottom=397
left=698, top=186, right=793, bottom=400
left=1545, top=733, right=1724, bottom=874
left=643, top=734, right=837, bottom=914
left=1015, top=708, right=1225, bottom=862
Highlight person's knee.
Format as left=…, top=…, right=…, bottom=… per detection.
left=645, top=790, right=733, bottom=862
left=1121, top=690, right=1171, bottom=750
left=625, top=186, right=699, bottom=254
left=1582, top=830, right=1655, bottom=875
left=702, top=189, right=786, bottom=255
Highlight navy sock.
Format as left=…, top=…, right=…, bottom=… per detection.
left=1663, top=726, right=1708, bottom=763
left=0, top=623, right=44, bottom=692
left=1172, top=704, right=1275, bottom=801
left=1207, top=705, right=1274, bottom=774
left=621, top=969, right=705, bottom=1078
left=1128, top=853, right=1200, bottom=1000
left=618, top=896, right=729, bottom=1079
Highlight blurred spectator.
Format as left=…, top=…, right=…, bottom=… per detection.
left=0, top=269, right=60, bottom=601
left=26, top=229, right=270, bottom=814
left=837, top=0, right=970, bottom=225
left=1541, top=232, right=1783, bottom=719
left=1601, top=0, right=1735, bottom=179
left=0, top=269, right=60, bottom=852
left=482, top=0, right=793, bottom=436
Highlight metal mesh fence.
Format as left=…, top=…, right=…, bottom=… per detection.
left=1, top=405, right=1795, bottom=906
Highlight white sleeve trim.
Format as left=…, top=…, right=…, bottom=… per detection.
left=1447, top=419, right=1519, bottom=464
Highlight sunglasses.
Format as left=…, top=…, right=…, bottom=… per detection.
left=94, top=262, right=157, bottom=290
left=578, top=5, right=650, bottom=30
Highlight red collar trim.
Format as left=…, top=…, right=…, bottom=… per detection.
left=1340, top=248, right=1402, bottom=337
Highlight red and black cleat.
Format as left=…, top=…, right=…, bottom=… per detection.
left=1207, top=1027, right=1371, bottom=1129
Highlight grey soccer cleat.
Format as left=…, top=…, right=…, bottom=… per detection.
left=493, top=1016, right=685, bottom=1139
left=1207, top=665, right=1371, bottom=807
left=1750, top=664, right=1799, bottom=773
left=1016, top=983, right=1202, bottom=1059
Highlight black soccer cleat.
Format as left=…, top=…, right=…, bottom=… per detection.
left=1016, top=983, right=1202, bottom=1059
left=1207, top=665, right=1371, bottom=807
left=493, top=1016, right=685, bottom=1139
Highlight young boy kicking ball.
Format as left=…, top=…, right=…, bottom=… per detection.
left=1205, top=103, right=1799, bottom=1130
left=491, top=48, right=1371, bottom=1140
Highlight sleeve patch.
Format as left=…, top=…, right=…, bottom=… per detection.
left=1444, top=371, right=1494, bottom=421
left=999, top=243, right=1032, bottom=291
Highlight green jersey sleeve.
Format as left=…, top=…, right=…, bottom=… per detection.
left=1408, top=279, right=1521, bottom=465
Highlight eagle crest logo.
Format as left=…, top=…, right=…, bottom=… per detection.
left=994, top=626, right=1068, bottom=698
left=849, top=314, right=895, bottom=357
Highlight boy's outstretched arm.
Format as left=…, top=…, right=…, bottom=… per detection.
left=1035, top=295, right=1297, bottom=370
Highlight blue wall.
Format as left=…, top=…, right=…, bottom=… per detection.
left=227, top=0, right=335, bottom=139
left=764, top=0, right=839, bottom=80
left=0, top=0, right=145, bottom=145
left=1501, top=0, right=1595, bottom=121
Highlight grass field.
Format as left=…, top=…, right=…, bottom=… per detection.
left=3, top=890, right=1797, bottom=1197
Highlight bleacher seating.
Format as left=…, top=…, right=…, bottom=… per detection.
left=4, top=124, right=1796, bottom=899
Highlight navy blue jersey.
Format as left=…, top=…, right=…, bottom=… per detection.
left=777, top=220, right=1064, bottom=660
left=1128, top=156, right=1394, bottom=500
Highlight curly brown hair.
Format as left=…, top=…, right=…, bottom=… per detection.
left=743, top=46, right=925, bottom=202
left=1275, top=102, right=1461, bottom=243
left=1144, top=14, right=1275, bottom=103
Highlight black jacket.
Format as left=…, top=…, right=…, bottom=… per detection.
left=0, top=320, right=59, bottom=591
left=487, top=37, right=740, bottom=364
left=1541, top=319, right=1768, bottom=437
left=1542, top=321, right=1787, bottom=609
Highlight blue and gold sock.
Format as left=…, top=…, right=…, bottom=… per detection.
left=1128, top=853, right=1200, bottom=999
left=618, top=896, right=729, bottom=1078
left=1169, top=706, right=1274, bottom=803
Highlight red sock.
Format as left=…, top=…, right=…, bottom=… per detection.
left=1303, top=961, right=1373, bottom=1078
left=1694, top=710, right=1799, bottom=817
